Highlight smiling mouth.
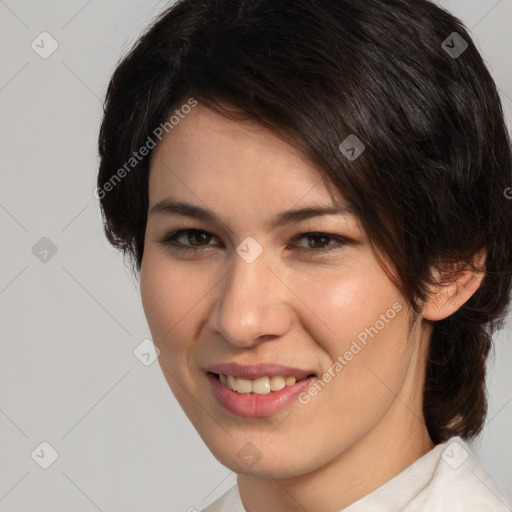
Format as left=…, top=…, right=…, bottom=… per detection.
left=209, top=372, right=315, bottom=395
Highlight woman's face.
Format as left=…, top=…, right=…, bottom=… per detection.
left=140, top=104, right=429, bottom=478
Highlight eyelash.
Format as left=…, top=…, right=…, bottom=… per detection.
left=157, top=229, right=350, bottom=256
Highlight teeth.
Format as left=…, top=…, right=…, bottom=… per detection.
left=236, top=378, right=252, bottom=394
left=218, top=374, right=305, bottom=395
left=253, top=377, right=271, bottom=394
left=270, top=376, right=286, bottom=391
left=285, top=376, right=297, bottom=386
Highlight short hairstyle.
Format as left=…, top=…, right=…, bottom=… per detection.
left=97, top=0, right=512, bottom=444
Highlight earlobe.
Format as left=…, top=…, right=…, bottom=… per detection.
left=422, top=248, right=487, bottom=322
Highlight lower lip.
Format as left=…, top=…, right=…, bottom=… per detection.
left=207, top=372, right=316, bottom=417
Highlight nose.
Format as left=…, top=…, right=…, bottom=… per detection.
left=207, top=249, right=292, bottom=348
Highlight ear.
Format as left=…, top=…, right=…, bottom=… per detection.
left=422, top=248, right=487, bottom=322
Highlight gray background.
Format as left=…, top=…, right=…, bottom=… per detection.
left=0, top=1, right=511, bottom=511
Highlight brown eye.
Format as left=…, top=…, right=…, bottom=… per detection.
left=290, top=232, right=350, bottom=255
left=158, top=229, right=219, bottom=251
left=158, top=229, right=349, bottom=256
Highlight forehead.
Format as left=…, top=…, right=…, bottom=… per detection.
left=148, top=104, right=347, bottom=210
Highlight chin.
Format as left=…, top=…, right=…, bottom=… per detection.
left=204, top=434, right=318, bottom=478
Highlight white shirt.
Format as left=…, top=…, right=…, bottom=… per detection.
left=201, top=436, right=511, bottom=511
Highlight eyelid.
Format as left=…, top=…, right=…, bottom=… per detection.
left=158, top=229, right=221, bottom=250
left=157, top=228, right=351, bottom=254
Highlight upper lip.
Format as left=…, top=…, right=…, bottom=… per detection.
left=206, top=362, right=316, bottom=380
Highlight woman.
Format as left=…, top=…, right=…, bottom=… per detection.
left=97, top=0, right=512, bottom=510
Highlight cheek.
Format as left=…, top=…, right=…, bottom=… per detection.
left=140, top=251, right=203, bottom=353
left=289, top=257, right=411, bottom=420
left=286, top=254, right=402, bottom=356
left=139, top=251, right=209, bottom=405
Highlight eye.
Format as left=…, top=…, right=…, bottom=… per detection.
left=158, top=229, right=350, bottom=256
left=289, top=232, right=350, bottom=255
left=158, top=229, right=220, bottom=252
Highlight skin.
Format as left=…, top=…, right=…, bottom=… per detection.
left=139, top=103, right=485, bottom=512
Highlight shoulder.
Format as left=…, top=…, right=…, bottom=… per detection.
left=408, top=437, right=511, bottom=512
left=343, top=436, right=511, bottom=512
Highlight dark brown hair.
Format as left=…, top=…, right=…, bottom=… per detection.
left=97, top=0, right=512, bottom=444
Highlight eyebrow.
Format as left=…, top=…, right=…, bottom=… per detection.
left=149, top=199, right=356, bottom=230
